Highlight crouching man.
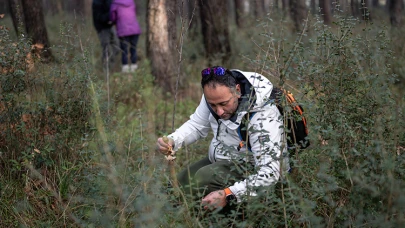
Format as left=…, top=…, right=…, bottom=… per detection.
left=156, top=66, right=289, bottom=211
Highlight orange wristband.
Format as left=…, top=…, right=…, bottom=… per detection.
left=224, top=187, right=233, bottom=196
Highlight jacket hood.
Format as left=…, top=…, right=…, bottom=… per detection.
left=232, top=69, right=273, bottom=110
left=204, top=69, right=274, bottom=130
left=112, top=0, right=133, bottom=6
left=231, top=69, right=273, bottom=124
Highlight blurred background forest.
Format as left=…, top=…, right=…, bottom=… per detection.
left=0, top=0, right=405, bottom=227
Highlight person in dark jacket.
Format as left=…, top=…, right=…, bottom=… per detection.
left=92, top=0, right=119, bottom=71
left=110, top=0, right=142, bottom=73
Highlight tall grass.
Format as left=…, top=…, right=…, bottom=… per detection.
left=1, top=8, right=404, bottom=228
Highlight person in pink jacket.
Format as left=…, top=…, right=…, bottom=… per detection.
left=110, top=0, right=142, bottom=73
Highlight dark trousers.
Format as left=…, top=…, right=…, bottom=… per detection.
left=177, top=156, right=259, bottom=224
left=97, top=28, right=119, bottom=69
left=176, top=157, right=288, bottom=227
left=119, top=34, right=139, bottom=65
left=177, top=156, right=251, bottom=197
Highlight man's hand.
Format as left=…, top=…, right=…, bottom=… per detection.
left=156, top=136, right=174, bottom=155
left=201, top=190, right=227, bottom=210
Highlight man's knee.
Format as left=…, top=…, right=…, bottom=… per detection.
left=194, top=167, right=213, bottom=186
left=194, top=164, right=230, bottom=187
left=177, top=169, right=190, bottom=188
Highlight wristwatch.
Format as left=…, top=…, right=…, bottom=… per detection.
left=224, top=187, right=236, bottom=204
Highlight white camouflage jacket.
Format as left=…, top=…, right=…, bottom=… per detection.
left=168, top=70, right=288, bottom=201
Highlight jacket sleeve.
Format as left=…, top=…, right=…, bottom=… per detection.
left=109, top=5, right=117, bottom=23
left=168, top=95, right=212, bottom=151
left=229, top=105, right=287, bottom=201
left=92, top=0, right=111, bottom=25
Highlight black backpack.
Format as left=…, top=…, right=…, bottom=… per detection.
left=238, top=87, right=310, bottom=151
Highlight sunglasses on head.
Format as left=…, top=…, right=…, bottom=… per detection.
left=201, top=66, right=227, bottom=77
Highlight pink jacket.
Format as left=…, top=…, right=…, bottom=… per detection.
left=110, top=0, right=141, bottom=37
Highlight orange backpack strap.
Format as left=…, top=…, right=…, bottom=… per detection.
left=281, top=88, right=310, bottom=147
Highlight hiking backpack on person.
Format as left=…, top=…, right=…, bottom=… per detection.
left=238, top=86, right=310, bottom=152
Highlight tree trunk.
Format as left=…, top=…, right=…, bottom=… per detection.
left=199, top=0, right=231, bottom=65
left=42, top=0, right=63, bottom=15
left=72, top=0, right=85, bottom=16
left=84, top=0, right=92, bottom=18
left=253, top=0, right=266, bottom=18
left=388, top=0, right=403, bottom=26
left=339, top=0, right=348, bottom=14
left=21, top=0, right=53, bottom=62
left=319, top=0, right=332, bottom=24
left=59, top=0, right=85, bottom=16
left=8, top=0, right=24, bottom=36
left=0, top=1, right=8, bottom=13
left=360, top=0, right=371, bottom=21
left=310, top=0, right=316, bottom=14
left=234, top=0, right=250, bottom=28
left=282, top=0, right=289, bottom=15
left=264, top=0, right=271, bottom=12
left=42, top=0, right=52, bottom=15
left=351, top=0, right=360, bottom=17
left=147, top=0, right=178, bottom=94
left=289, top=0, right=308, bottom=32
left=181, top=0, right=199, bottom=37
left=56, top=0, right=63, bottom=14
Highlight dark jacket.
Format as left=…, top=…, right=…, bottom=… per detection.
left=92, top=0, right=113, bottom=32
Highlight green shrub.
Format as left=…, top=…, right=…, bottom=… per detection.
left=0, top=19, right=94, bottom=226
left=0, top=21, right=92, bottom=174
left=287, top=15, right=405, bottom=227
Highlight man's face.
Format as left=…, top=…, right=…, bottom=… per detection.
left=204, top=84, right=241, bottom=120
